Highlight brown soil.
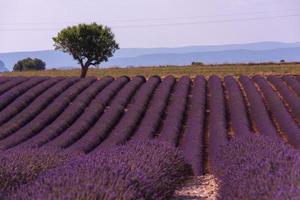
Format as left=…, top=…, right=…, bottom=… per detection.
left=172, top=175, right=220, bottom=200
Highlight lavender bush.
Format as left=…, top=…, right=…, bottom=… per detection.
left=0, top=148, right=75, bottom=197
left=268, top=75, right=300, bottom=119
left=11, top=140, right=192, bottom=200
left=239, top=75, right=278, bottom=136
left=282, top=75, right=300, bottom=96
left=0, top=78, right=96, bottom=150
left=97, top=76, right=160, bottom=149
left=224, top=76, right=251, bottom=136
left=0, top=78, right=79, bottom=140
left=0, top=77, right=63, bottom=125
left=132, top=75, right=176, bottom=140
left=212, top=135, right=300, bottom=200
left=21, top=76, right=128, bottom=149
left=12, top=77, right=112, bottom=149
left=253, top=75, right=300, bottom=148
left=63, top=76, right=145, bottom=153
left=0, top=77, right=28, bottom=95
left=0, top=77, right=46, bottom=111
left=182, top=75, right=206, bottom=175
left=159, top=76, right=191, bottom=146
left=207, top=75, right=228, bottom=169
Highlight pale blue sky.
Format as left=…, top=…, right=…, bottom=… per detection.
left=0, top=0, right=300, bottom=52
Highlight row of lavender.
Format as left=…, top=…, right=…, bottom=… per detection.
left=0, top=75, right=299, bottom=176
left=0, top=141, right=192, bottom=200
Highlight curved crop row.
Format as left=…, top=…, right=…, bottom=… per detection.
left=182, top=75, right=206, bottom=176
left=11, top=141, right=191, bottom=200
left=282, top=75, right=300, bottom=97
left=13, top=77, right=113, bottom=149
left=224, top=76, right=251, bottom=136
left=239, top=75, right=278, bottom=136
left=253, top=75, right=300, bottom=148
left=207, top=75, right=228, bottom=169
left=158, top=76, right=191, bottom=146
left=0, top=77, right=47, bottom=111
left=94, top=76, right=161, bottom=150
left=52, top=76, right=145, bottom=153
left=0, top=78, right=96, bottom=150
left=108, top=76, right=146, bottom=107
left=0, top=77, right=11, bottom=84
left=12, top=77, right=113, bottom=149
left=21, top=76, right=129, bottom=149
left=267, top=75, right=300, bottom=120
left=131, top=76, right=176, bottom=140
left=0, top=78, right=63, bottom=126
left=0, top=78, right=79, bottom=140
left=0, top=77, right=28, bottom=95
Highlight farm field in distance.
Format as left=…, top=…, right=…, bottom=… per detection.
left=0, top=72, right=299, bottom=199
left=2, top=62, right=300, bottom=78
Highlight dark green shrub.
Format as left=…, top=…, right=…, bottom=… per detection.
left=13, top=58, right=46, bottom=71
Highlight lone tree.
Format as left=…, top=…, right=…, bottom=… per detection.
left=13, top=58, right=46, bottom=71
left=53, top=23, right=119, bottom=78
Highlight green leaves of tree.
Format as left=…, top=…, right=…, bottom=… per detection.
left=53, top=23, right=119, bottom=72
left=13, top=58, right=46, bottom=71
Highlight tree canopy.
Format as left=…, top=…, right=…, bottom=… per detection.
left=13, top=58, right=46, bottom=71
left=53, top=23, right=119, bottom=78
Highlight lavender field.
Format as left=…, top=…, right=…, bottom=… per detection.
left=0, top=75, right=299, bottom=199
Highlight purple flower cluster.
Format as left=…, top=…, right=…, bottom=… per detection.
left=96, top=76, right=161, bottom=150
left=282, top=75, right=300, bottom=96
left=0, top=148, right=75, bottom=198
left=253, top=75, right=300, bottom=148
left=182, top=75, right=206, bottom=175
left=0, top=78, right=96, bottom=150
left=0, top=77, right=63, bottom=125
left=159, top=76, right=191, bottom=146
left=21, top=76, right=129, bottom=149
left=224, top=76, right=251, bottom=136
left=0, top=77, right=46, bottom=111
left=10, top=140, right=191, bottom=200
left=268, top=75, right=300, bottom=120
left=0, top=78, right=79, bottom=140
left=239, top=75, right=278, bottom=136
left=207, top=75, right=228, bottom=168
left=212, top=135, right=300, bottom=200
left=132, top=75, right=176, bottom=140
left=0, top=77, right=28, bottom=95
left=63, top=76, right=145, bottom=153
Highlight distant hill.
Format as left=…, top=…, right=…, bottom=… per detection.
left=107, top=48, right=300, bottom=66
left=1, top=41, right=300, bottom=71
left=113, top=41, right=300, bottom=58
left=0, top=60, right=8, bottom=72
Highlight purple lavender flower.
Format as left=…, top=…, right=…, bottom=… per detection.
left=0, top=148, right=76, bottom=197
left=11, top=140, right=191, bottom=200
left=212, top=135, right=300, bottom=200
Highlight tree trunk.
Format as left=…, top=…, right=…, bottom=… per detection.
left=80, top=65, right=89, bottom=78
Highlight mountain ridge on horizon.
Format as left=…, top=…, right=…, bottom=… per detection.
left=1, top=41, right=300, bottom=71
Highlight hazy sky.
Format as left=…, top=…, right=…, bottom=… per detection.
left=1, top=0, right=300, bottom=52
